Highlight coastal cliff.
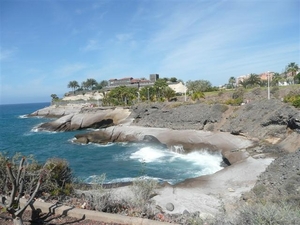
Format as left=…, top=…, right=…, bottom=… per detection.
left=30, top=99, right=300, bottom=152
left=28, top=99, right=300, bottom=216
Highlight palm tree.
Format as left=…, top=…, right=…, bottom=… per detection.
left=295, top=72, right=300, bottom=84
left=271, top=73, right=282, bottom=86
left=67, top=80, right=80, bottom=93
left=164, top=87, right=176, bottom=101
left=101, top=91, right=110, bottom=106
left=85, top=78, right=98, bottom=90
left=286, top=62, right=299, bottom=84
left=81, top=81, right=88, bottom=90
left=228, top=77, right=236, bottom=89
left=96, top=80, right=108, bottom=89
left=191, top=91, right=205, bottom=101
left=107, top=86, right=137, bottom=106
left=247, top=74, right=261, bottom=87
left=239, top=80, right=248, bottom=88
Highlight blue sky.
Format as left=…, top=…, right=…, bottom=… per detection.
left=1, top=0, right=299, bottom=104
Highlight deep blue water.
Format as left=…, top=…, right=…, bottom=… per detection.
left=0, top=103, right=223, bottom=184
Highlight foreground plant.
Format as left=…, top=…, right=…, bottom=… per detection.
left=0, top=157, right=43, bottom=225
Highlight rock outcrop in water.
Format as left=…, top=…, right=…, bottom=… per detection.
left=31, top=106, right=131, bottom=132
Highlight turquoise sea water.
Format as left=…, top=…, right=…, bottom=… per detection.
left=0, top=103, right=223, bottom=184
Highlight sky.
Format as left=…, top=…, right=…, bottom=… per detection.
left=0, top=0, right=299, bottom=104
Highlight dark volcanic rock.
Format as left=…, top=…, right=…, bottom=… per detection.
left=221, top=99, right=300, bottom=139
left=130, top=102, right=226, bottom=130
left=250, top=149, right=300, bottom=202
left=140, top=135, right=168, bottom=148
left=130, top=100, right=300, bottom=141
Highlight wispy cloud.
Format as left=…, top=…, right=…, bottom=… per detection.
left=55, top=63, right=87, bottom=77
left=116, top=33, right=133, bottom=42
left=0, top=47, right=18, bottom=61
left=137, top=0, right=299, bottom=83
left=81, top=39, right=103, bottom=52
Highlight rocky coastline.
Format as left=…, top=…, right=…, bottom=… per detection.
left=28, top=98, right=300, bottom=217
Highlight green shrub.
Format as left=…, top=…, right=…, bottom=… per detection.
left=231, top=202, right=300, bottom=225
left=0, top=152, right=42, bottom=196
left=84, top=174, right=114, bottom=212
left=232, top=87, right=245, bottom=99
left=129, top=178, right=158, bottom=215
left=225, top=98, right=243, bottom=106
left=252, top=184, right=267, bottom=198
left=284, top=92, right=300, bottom=108
left=292, top=97, right=300, bottom=108
left=251, top=87, right=262, bottom=95
left=270, top=86, right=279, bottom=94
left=131, top=178, right=158, bottom=205
left=218, top=91, right=224, bottom=96
left=42, top=158, right=73, bottom=196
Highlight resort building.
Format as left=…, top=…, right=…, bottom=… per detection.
left=108, top=74, right=159, bottom=88
left=236, top=71, right=274, bottom=85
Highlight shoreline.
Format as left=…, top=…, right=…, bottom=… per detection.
left=26, top=101, right=300, bottom=217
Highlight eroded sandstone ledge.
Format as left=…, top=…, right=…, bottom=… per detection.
left=73, top=126, right=253, bottom=165
left=31, top=106, right=131, bottom=132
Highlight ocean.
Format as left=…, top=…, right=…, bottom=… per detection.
left=0, top=102, right=223, bottom=184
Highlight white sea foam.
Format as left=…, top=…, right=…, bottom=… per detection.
left=31, top=127, right=40, bottom=132
left=130, top=146, right=167, bottom=163
left=93, top=142, right=115, bottom=147
left=130, top=146, right=223, bottom=177
left=106, top=177, right=134, bottom=184
left=30, top=128, right=57, bottom=134
left=179, top=151, right=223, bottom=174
left=102, top=175, right=164, bottom=184
left=170, top=145, right=185, bottom=154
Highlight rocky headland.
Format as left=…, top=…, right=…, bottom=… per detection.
left=28, top=98, right=300, bottom=218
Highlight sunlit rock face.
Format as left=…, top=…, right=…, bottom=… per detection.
left=33, top=107, right=131, bottom=132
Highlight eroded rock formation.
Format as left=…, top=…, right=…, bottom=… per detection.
left=33, top=107, right=131, bottom=132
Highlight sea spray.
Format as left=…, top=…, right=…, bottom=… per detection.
left=170, top=145, right=185, bottom=154
left=127, top=145, right=223, bottom=184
